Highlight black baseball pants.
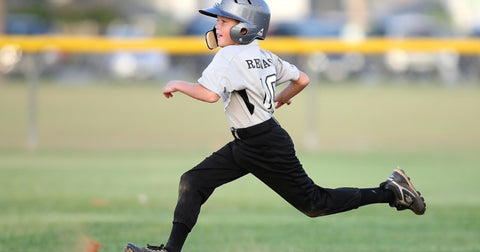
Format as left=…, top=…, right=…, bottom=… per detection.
left=172, top=120, right=361, bottom=230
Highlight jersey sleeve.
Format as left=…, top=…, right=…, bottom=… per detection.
left=269, top=52, right=300, bottom=85
left=198, top=52, right=243, bottom=97
left=198, top=55, right=228, bottom=96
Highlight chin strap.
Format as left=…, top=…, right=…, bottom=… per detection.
left=205, top=28, right=218, bottom=50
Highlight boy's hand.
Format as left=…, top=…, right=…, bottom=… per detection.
left=273, top=71, right=310, bottom=109
left=275, top=99, right=292, bottom=109
left=163, top=81, right=177, bottom=98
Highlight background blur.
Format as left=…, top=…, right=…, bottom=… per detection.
left=1, top=0, right=480, bottom=83
left=1, top=0, right=479, bottom=151
left=1, top=0, right=480, bottom=152
left=1, top=1, right=480, bottom=252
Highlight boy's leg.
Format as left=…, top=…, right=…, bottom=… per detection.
left=165, top=141, right=248, bottom=252
left=359, top=187, right=395, bottom=206
left=234, top=126, right=394, bottom=217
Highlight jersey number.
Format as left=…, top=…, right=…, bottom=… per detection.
left=262, top=74, right=276, bottom=113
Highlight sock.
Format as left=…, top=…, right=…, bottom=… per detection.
left=359, top=187, right=395, bottom=206
left=165, top=222, right=191, bottom=252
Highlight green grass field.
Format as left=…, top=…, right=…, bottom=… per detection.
left=1, top=83, right=479, bottom=251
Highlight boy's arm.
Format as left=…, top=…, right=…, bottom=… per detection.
left=274, top=71, right=310, bottom=109
left=163, top=80, right=220, bottom=103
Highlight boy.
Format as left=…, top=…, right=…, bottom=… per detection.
left=125, top=1, right=426, bottom=251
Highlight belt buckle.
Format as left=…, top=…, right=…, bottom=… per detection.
left=230, top=127, right=241, bottom=140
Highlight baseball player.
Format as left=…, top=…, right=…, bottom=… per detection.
left=125, top=1, right=426, bottom=251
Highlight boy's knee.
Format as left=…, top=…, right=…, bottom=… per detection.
left=179, top=172, right=195, bottom=193
left=302, top=209, right=326, bottom=218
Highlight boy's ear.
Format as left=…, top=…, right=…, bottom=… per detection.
left=205, top=28, right=218, bottom=50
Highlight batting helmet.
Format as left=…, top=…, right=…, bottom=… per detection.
left=199, top=0, right=271, bottom=45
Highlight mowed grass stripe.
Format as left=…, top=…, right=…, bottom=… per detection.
left=1, top=150, right=479, bottom=251
left=1, top=84, right=479, bottom=151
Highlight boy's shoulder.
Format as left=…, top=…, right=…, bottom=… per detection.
left=213, top=44, right=250, bottom=63
left=216, top=40, right=277, bottom=61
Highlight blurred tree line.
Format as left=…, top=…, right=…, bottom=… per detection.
left=1, top=0, right=178, bottom=35
left=0, top=0, right=4, bottom=33
left=2, top=0, right=116, bottom=34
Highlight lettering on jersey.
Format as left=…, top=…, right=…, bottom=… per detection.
left=245, top=58, right=273, bottom=69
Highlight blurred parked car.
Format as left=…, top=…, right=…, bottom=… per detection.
left=176, top=16, right=217, bottom=77
left=269, top=17, right=366, bottom=82
left=458, top=22, right=480, bottom=83
left=1, top=14, right=65, bottom=76
left=183, top=15, right=216, bottom=36
left=472, top=23, right=480, bottom=37
left=6, top=14, right=51, bottom=35
left=371, top=13, right=459, bottom=83
left=104, top=24, right=169, bottom=80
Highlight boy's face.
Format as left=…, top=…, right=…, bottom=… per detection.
left=215, top=16, right=240, bottom=47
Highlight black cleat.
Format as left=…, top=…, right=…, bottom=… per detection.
left=380, top=168, right=426, bottom=215
left=124, top=243, right=168, bottom=252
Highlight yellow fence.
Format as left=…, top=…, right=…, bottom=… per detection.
left=2, top=35, right=478, bottom=149
left=1, top=35, right=480, bottom=54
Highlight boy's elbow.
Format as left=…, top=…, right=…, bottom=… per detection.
left=297, top=71, right=310, bottom=87
left=302, top=74, right=310, bottom=87
left=205, top=93, right=220, bottom=103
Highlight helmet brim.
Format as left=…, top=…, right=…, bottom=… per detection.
left=199, top=7, right=247, bottom=23
left=199, top=8, right=218, bottom=18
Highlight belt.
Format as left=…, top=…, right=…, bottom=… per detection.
left=230, top=117, right=279, bottom=140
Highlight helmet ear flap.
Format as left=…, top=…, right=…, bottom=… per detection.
left=240, top=28, right=248, bottom=35
left=230, top=22, right=257, bottom=44
left=205, top=28, right=218, bottom=50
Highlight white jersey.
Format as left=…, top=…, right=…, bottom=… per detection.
left=198, top=40, right=300, bottom=128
